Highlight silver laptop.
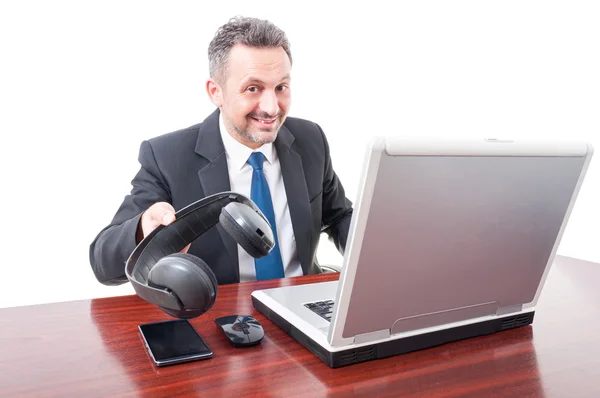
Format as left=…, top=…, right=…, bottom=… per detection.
left=251, top=136, right=594, bottom=367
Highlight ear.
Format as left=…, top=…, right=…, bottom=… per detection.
left=206, top=78, right=223, bottom=107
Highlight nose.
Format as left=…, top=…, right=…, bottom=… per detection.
left=259, top=90, right=279, bottom=117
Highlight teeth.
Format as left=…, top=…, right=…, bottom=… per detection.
left=252, top=117, right=276, bottom=124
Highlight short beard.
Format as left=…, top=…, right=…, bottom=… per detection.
left=226, top=112, right=281, bottom=145
left=236, top=126, right=274, bottom=144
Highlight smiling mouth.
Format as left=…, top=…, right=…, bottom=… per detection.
left=251, top=117, right=277, bottom=125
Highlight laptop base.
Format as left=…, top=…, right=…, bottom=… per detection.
left=252, top=296, right=534, bottom=368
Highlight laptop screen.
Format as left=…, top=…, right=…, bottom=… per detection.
left=341, top=151, right=587, bottom=339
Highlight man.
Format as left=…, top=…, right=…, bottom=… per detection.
left=89, top=16, right=353, bottom=286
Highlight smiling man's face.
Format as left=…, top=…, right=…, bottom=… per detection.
left=207, top=44, right=292, bottom=149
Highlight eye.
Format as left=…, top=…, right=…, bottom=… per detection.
left=276, top=85, right=288, bottom=92
left=247, top=86, right=259, bottom=93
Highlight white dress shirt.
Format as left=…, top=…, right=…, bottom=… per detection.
left=219, top=114, right=303, bottom=282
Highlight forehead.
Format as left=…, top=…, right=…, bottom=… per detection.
left=225, top=44, right=291, bottom=84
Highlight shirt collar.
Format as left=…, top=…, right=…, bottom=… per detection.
left=219, top=112, right=275, bottom=170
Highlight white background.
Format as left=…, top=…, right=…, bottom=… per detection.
left=0, top=1, right=598, bottom=308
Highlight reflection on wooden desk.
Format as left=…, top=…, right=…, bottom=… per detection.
left=0, top=256, right=599, bottom=397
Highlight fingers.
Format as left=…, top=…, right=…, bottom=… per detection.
left=181, top=243, right=191, bottom=254
left=147, top=202, right=177, bottom=225
left=141, top=202, right=177, bottom=238
left=141, top=203, right=191, bottom=254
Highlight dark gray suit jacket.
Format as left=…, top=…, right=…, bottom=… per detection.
left=89, top=109, right=353, bottom=285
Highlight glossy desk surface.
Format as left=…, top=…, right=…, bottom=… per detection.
left=1, top=256, right=599, bottom=397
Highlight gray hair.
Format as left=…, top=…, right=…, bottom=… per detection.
left=208, top=16, right=292, bottom=83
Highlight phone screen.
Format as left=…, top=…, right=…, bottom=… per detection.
left=139, top=319, right=212, bottom=366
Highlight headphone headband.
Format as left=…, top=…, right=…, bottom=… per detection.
left=125, top=192, right=259, bottom=310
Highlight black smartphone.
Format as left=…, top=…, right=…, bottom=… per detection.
left=138, top=319, right=213, bottom=367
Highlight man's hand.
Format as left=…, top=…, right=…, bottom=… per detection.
left=136, top=202, right=190, bottom=253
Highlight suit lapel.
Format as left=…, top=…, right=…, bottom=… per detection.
left=194, top=109, right=240, bottom=281
left=274, top=126, right=312, bottom=274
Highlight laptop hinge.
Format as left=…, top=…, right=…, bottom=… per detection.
left=354, top=329, right=391, bottom=345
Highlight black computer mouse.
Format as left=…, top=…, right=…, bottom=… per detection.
left=214, top=315, right=264, bottom=347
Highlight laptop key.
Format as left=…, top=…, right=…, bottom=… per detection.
left=304, top=300, right=335, bottom=322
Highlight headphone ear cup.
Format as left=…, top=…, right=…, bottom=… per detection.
left=220, top=212, right=263, bottom=258
left=174, top=253, right=219, bottom=291
left=219, top=203, right=272, bottom=258
left=147, top=253, right=218, bottom=319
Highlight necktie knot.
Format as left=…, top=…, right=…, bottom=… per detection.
left=247, top=152, right=265, bottom=171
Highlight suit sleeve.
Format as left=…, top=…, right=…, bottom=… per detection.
left=89, top=140, right=171, bottom=285
left=317, top=125, right=353, bottom=254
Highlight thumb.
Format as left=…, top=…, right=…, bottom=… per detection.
left=161, top=211, right=175, bottom=225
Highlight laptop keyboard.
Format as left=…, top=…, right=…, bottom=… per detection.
left=304, top=300, right=335, bottom=322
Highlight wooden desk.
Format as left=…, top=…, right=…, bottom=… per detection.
left=1, top=256, right=599, bottom=397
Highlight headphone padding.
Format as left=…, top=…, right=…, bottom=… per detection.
left=175, top=253, right=219, bottom=291
left=147, top=253, right=218, bottom=317
left=219, top=211, right=266, bottom=258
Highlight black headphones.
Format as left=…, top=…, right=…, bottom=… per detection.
left=125, top=192, right=274, bottom=319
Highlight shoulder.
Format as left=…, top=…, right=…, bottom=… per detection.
left=282, top=115, right=328, bottom=153
left=142, top=109, right=220, bottom=155
left=144, top=123, right=202, bottom=153
left=283, top=115, right=324, bottom=138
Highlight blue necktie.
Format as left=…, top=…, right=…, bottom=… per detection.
left=247, top=152, right=285, bottom=280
